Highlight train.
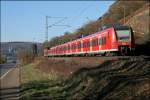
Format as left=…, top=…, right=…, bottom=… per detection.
left=44, top=25, right=135, bottom=57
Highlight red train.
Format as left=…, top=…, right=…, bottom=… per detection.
left=44, top=25, right=135, bottom=57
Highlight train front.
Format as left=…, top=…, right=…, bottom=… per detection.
left=114, top=25, right=135, bottom=55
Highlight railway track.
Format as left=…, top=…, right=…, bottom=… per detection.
left=48, top=56, right=150, bottom=61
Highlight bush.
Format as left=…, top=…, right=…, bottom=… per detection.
left=0, top=55, right=6, bottom=64
left=16, top=49, right=35, bottom=65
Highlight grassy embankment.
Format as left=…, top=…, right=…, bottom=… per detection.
left=20, top=58, right=62, bottom=99
left=20, top=57, right=150, bottom=100
left=21, top=64, right=58, bottom=83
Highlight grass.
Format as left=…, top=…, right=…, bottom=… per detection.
left=21, top=63, right=59, bottom=84
left=20, top=62, right=63, bottom=99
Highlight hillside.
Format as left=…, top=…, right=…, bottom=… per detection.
left=124, top=3, right=149, bottom=44
left=46, top=0, right=149, bottom=48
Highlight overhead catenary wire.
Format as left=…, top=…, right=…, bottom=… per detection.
left=45, top=16, right=70, bottom=42
left=68, top=3, right=95, bottom=31
left=45, top=3, right=97, bottom=42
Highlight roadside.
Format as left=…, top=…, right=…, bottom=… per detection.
left=0, top=68, right=13, bottom=79
left=0, top=63, right=16, bottom=77
left=0, top=67, right=20, bottom=100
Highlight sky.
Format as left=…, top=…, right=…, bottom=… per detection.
left=1, top=1, right=114, bottom=43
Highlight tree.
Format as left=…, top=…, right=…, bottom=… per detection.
left=0, top=54, right=6, bottom=64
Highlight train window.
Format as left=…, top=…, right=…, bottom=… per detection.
left=73, top=45, right=74, bottom=50
left=80, top=42, right=81, bottom=48
left=83, top=42, right=88, bottom=48
left=102, top=38, right=103, bottom=45
left=83, top=42, right=84, bottom=48
left=115, top=29, right=130, bottom=40
left=92, top=39, right=98, bottom=46
left=83, top=42, right=86, bottom=48
left=75, top=44, right=77, bottom=49
left=84, top=42, right=86, bottom=48
left=59, top=48, right=61, bottom=52
left=101, top=37, right=106, bottom=45
left=86, top=42, right=87, bottom=47
left=72, top=44, right=76, bottom=50
left=71, top=45, right=73, bottom=50
left=96, top=39, right=98, bottom=46
left=102, top=38, right=104, bottom=45
left=68, top=45, right=70, bottom=50
left=103, top=37, right=106, bottom=45
left=74, top=45, right=76, bottom=50
left=78, top=42, right=81, bottom=49
left=79, top=43, right=81, bottom=49
left=64, top=47, right=66, bottom=51
left=87, top=41, right=90, bottom=47
left=92, top=40, right=95, bottom=46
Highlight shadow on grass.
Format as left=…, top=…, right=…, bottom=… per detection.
left=0, top=86, right=21, bottom=100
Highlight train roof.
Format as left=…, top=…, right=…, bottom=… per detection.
left=113, top=25, right=130, bottom=30
left=100, top=24, right=130, bottom=30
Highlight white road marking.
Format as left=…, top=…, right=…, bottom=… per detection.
left=0, top=68, right=14, bottom=80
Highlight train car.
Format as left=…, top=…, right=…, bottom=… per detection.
left=44, top=25, right=135, bottom=57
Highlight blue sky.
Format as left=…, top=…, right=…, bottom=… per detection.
left=1, top=1, right=114, bottom=43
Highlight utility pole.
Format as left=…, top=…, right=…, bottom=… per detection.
left=45, top=16, right=70, bottom=48
left=45, top=16, right=48, bottom=42
left=123, top=6, right=125, bottom=24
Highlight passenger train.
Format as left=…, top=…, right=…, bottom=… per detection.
left=44, top=25, right=135, bottom=57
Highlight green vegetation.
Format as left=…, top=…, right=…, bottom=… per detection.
left=21, top=63, right=59, bottom=84
left=0, top=54, right=6, bottom=64
left=20, top=61, right=62, bottom=99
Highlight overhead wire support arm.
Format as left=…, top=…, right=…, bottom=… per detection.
left=47, top=16, right=67, bottom=19
left=48, top=25, right=71, bottom=27
left=45, top=16, right=70, bottom=43
left=51, top=17, right=68, bottom=26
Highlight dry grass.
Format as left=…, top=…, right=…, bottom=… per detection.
left=35, top=57, right=103, bottom=77
left=20, top=59, right=59, bottom=84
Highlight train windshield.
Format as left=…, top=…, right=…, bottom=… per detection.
left=114, top=26, right=130, bottom=40
left=116, top=30, right=130, bottom=40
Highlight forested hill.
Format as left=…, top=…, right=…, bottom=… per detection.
left=46, top=0, right=149, bottom=48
